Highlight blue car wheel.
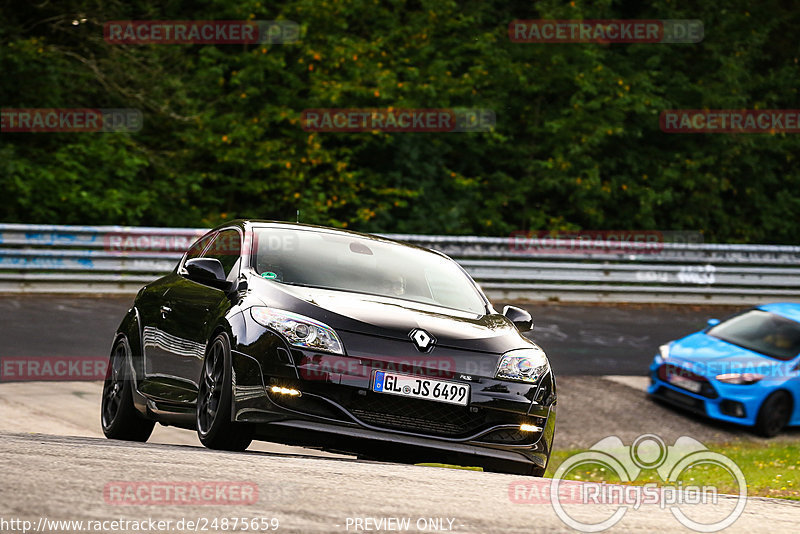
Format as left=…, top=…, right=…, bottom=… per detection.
left=755, top=391, right=793, bottom=437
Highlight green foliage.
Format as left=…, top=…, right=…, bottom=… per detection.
left=1, top=0, right=798, bottom=242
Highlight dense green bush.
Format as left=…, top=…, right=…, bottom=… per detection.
left=1, top=1, right=798, bottom=242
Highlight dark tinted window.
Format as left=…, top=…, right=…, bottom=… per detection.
left=185, top=232, right=215, bottom=261
left=202, top=229, right=241, bottom=279
left=708, top=310, right=800, bottom=361
left=253, top=227, right=487, bottom=314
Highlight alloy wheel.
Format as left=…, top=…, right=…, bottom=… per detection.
left=101, top=342, right=127, bottom=429
left=198, top=339, right=225, bottom=435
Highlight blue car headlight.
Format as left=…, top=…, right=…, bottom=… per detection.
left=250, top=307, right=344, bottom=355
left=496, top=347, right=549, bottom=383
left=656, top=342, right=672, bottom=362
left=715, top=373, right=764, bottom=385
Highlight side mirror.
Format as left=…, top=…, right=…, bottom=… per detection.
left=503, top=305, right=533, bottom=332
left=707, top=318, right=720, bottom=328
left=185, top=258, right=229, bottom=288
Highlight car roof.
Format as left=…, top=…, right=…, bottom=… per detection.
left=212, top=219, right=450, bottom=257
left=757, top=302, right=800, bottom=324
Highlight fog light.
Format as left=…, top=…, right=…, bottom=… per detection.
left=271, top=386, right=302, bottom=397
left=519, top=423, right=542, bottom=433
left=720, top=399, right=746, bottom=418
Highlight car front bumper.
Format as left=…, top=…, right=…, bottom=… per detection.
left=231, top=345, right=556, bottom=471
left=648, top=361, right=778, bottom=427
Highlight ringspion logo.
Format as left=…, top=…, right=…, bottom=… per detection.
left=511, top=434, right=746, bottom=532
left=509, top=19, right=703, bottom=43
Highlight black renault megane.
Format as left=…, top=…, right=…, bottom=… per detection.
left=101, top=220, right=556, bottom=475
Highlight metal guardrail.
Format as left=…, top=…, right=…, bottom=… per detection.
left=0, top=223, right=799, bottom=304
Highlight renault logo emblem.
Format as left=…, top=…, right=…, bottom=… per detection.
left=409, top=328, right=435, bottom=352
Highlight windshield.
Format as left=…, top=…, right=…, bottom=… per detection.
left=708, top=309, right=800, bottom=361
left=252, top=227, right=487, bottom=315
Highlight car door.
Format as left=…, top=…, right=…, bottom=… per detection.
left=154, top=228, right=243, bottom=404
left=791, top=355, right=800, bottom=424
left=140, top=231, right=216, bottom=400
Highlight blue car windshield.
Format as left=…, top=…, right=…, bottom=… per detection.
left=252, top=227, right=488, bottom=315
left=708, top=309, right=800, bottom=361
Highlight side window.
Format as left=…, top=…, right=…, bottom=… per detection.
left=185, top=232, right=215, bottom=262
left=202, top=229, right=242, bottom=280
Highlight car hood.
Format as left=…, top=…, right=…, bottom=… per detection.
left=249, top=277, right=536, bottom=354
left=666, top=332, right=789, bottom=376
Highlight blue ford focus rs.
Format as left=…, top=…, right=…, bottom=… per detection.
left=648, top=302, right=800, bottom=437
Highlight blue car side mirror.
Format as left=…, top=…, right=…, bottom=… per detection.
left=707, top=318, right=720, bottom=328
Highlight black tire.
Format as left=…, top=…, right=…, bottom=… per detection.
left=755, top=391, right=792, bottom=438
left=196, top=332, right=253, bottom=451
left=101, top=338, right=155, bottom=441
left=530, top=465, right=546, bottom=477
left=477, top=457, right=547, bottom=477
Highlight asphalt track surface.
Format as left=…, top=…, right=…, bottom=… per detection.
left=2, top=296, right=800, bottom=532
left=0, top=295, right=746, bottom=375
left=2, top=431, right=800, bottom=534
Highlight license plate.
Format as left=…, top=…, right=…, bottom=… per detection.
left=667, top=373, right=702, bottom=393
left=372, top=371, right=469, bottom=406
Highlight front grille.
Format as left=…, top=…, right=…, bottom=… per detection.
left=350, top=409, right=471, bottom=436
left=657, top=386, right=707, bottom=414
left=268, top=380, right=534, bottom=439
left=339, top=392, right=486, bottom=437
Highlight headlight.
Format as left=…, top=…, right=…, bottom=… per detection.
left=496, top=347, right=549, bottom=383
left=250, top=307, right=344, bottom=355
left=658, top=343, right=672, bottom=361
left=715, top=373, right=764, bottom=385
